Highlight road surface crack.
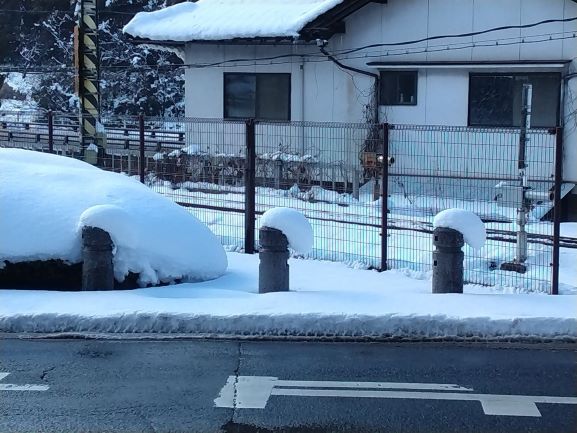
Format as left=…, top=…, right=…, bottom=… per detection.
left=231, top=342, right=242, bottom=418
left=40, top=366, right=56, bottom=381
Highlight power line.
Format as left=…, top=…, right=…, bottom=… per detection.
left=99, top=31, right=577, bottom=70
left=0, top=8, right=139, bottom=15
left=330, top=16, right=577, bottom=56
left=2, top=30, right=575, bottom=74
left=144, top=16, right=576, bottom=69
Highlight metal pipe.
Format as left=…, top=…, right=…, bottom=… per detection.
left=47, top=110, right=54, bottom=153
left=139, top=113, right=145, bottom=183
left=319, top=46, right=380, bottom=124
left=515, top=83, right=533, bottom=264
left=244, top=119, right=256, bottom=254
left=551, top=127, right=563, bottom=295
left=380, top=123, right=389, bottom=271
left=518, top=83, right=532, bottom=172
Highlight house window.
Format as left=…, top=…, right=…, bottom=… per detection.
left=469, top=73, right=560, bottom=128
left=224, top=73, right=290, bottom=121
left=380, top=71, right=418, bottom=105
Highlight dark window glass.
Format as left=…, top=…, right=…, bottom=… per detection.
left=469, top=73, right=560, bottom=128
left=224, top=73, right=290, bottom=120
left=380, top=71, right=418, bottom=105
left=224, top=74, right=255, bottom=119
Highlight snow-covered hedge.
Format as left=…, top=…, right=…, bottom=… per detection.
left=0, top=149, right=227, bottom=286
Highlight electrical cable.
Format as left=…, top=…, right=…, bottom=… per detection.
left=1, top=31, right=575, bottom=74
left=330, top=16, right=577, bottom=56
left=100, top=31, right=577, bottom=70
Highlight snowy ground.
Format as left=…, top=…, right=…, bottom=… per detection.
left=151, top=180, right=574, bottom=292
left=1, top=151, right=575, bottom=340
left=1, top=252, right=575, bottom=340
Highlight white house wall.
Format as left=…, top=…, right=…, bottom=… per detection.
left=184, top=0, right=577, bottom=184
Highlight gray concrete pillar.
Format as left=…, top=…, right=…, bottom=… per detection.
left=352, top=168, right=360, bottom=200
left=274, top=161, right=282, bottom=189
left=259, top=227, right=289, bottom=293
left=82, top=226, right=114, bottom=291
left=432, top=227, right=464, bottom=294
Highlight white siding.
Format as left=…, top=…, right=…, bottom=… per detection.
left=184, top=0, right=577, bottom=181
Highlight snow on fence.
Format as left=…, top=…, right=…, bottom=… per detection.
left=0, top=111, right=564, bottom=292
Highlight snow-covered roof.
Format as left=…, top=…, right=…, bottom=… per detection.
left=123, top=0, right=345, bottom=42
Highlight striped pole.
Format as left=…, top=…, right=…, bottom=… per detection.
left=76, top=0, right=100, bottom=159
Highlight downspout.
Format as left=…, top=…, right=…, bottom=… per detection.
left=319, top=45, right=380, bottom=124
left=301, top=57, right=306, bottom=155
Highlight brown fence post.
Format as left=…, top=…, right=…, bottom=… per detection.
left=47, top=110, right=54, bottom=153
left=380, top=122, right=390, bottom=272
left=139, top=113, right=145, bottom=183
left=551, top=127, right=563, bottom=295
left=245, top=119, right=256, bottom=254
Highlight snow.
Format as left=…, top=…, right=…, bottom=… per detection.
left=147, top=179, right=573, bottom=292
left=260, top=208, right=314, bottom=254
left=168, top=144, right=203, bottom=157
left=0, top=252, right=575, bottom=340
left=0, top=149, right=227, bottom=285
left=433, top=209, right=487, bottom=250
left=260, top=151, right=318, bottom=163
left=123, top=0, right=345, bottom=42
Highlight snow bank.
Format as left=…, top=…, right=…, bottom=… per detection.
left=123, top=0, right=345, bottom=42
left=0, top=252, right=574, bottom=340
left=0, top=149, right=227, bottom=285
left=260, top=208, right=313, bottom=254
left=433, top=209, right=486, bottom=250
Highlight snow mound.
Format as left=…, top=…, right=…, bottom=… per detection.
left=433, top=208, right=486, bottom=250
left=0, top=149, right=227, bottom=286
left=260, top=208, right=313, bottom=255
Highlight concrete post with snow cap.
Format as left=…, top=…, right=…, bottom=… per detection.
left=258, top=208, right=313, bottom=294
left=432, top=209, right=486, bottom=294
left=432, top=227, right=464, bottom=293
left=259, top=227, right=290, bottom=293
left=82, top=226, right=114, bottom=291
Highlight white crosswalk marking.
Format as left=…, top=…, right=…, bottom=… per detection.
left=214, top=375, right=577, bottom=417
left=0, top=372, right=49, bottom=392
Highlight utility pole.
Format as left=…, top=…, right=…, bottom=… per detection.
left=74, top=0, right=101, bottom=164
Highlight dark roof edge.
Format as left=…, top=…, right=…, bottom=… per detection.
left=367, top=60, right=572, bottom=66
left=300, top=0, right=384, bottom=41
left=129, top=36, right=320, bottom=46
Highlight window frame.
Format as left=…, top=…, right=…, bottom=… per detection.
left=467, top=72, right=561, bottom=128
left=223, top=72, right=291, bottom=121
left=379, top=70, right=418, bottom=106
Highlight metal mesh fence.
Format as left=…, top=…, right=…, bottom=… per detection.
left=254, top=121, right=382, bottom=267
left=388, top=125, right=558, bottom=291
left=142, top=116, right=247, bottom=251
left=0, top=110, right=564, bottom=292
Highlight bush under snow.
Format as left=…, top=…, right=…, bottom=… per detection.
left=0, top=149, right=227, bottom=286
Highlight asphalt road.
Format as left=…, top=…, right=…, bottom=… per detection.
left=0, top=337, right=575, bottom=433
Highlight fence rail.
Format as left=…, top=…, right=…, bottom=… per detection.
left=0, top=110, right=565, bottom=293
